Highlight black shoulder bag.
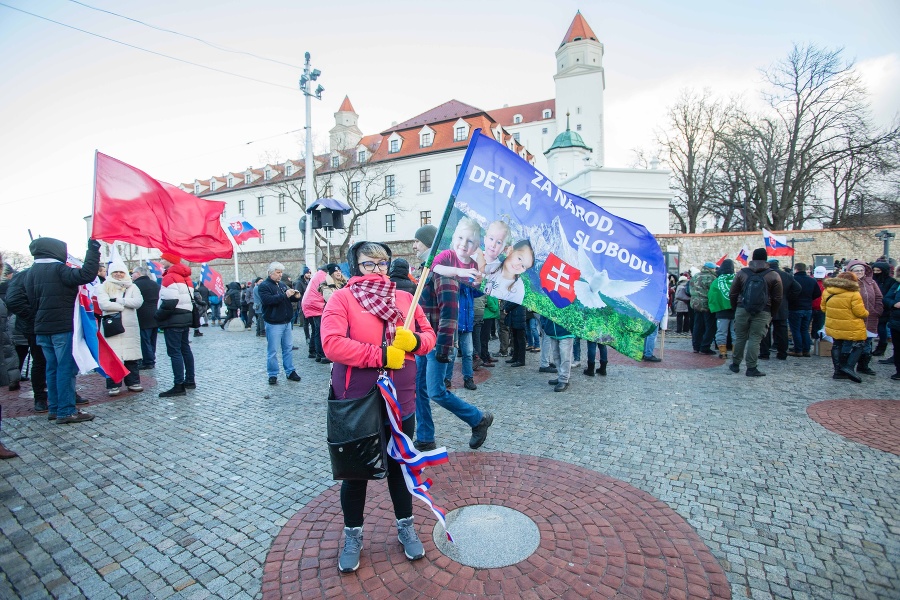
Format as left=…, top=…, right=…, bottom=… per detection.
left=326, top=324, right=388, bottom=481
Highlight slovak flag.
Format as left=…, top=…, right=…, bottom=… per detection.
left=736, top=246, right=749, bottom=266
left=72, top=287, right=130, bottom=382
left=539, top=253, right=581, bottom=308
left=200, top=264, right=226, bottom=297
left=762, top=228, right=795, bottom=257
left=227, top=220, right=261, bottom=244
left=147, top=260, right=163, bottom=279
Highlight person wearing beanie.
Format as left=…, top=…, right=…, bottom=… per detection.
left=155, top=253, right=196, bottom=397
left=871, top=261, right=897, bottom=357
left=689, top=262, right=718, bottom=355
left=844, top=260, right=883, bottom=375
left=292, top=267, right=313, bottom=343
left=5, top=238, right=101, bottom=423
left=411, top=229, right=493, bottom=452
left=786, top=263, right=822, bottom=357
left=727, top=248, right=783, bottom=377
left=96, top=260, right=144, bottom=395
left=414, top=225, right=437, bottom=251
left=708, top=259, right=736, bottom=359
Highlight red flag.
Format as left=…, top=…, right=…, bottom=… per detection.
left=92, top=152, right=233, bottom=262
left=715, top=254, right=728, bottom=266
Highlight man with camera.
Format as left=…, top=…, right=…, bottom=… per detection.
left=257, top=262, right=303, bottom=385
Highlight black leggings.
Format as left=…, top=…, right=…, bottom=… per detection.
left=341, top=415, right=415, bottom=527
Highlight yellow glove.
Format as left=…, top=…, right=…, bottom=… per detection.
left=392, top=326, right=419, bottom=353
left=385, top=346, right=406, bottom=370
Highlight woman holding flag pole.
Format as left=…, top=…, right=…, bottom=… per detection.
left=320, top=241, right=440, bottom=573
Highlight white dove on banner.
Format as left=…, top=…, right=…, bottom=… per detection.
left=574, top=247, right=649, bottom=309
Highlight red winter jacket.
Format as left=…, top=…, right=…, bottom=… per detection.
left=301, top=270, right=327, bottom=318
left=321, top=275, right=435, bottom=417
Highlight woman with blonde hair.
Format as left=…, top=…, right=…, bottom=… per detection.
left=96, top=260, right=144, bottom=395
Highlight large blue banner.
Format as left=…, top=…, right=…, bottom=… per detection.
left=428, top=130, right=667, bottom=359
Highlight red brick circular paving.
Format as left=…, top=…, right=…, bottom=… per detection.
left=610, top=348, right=725, bottom=370
left=263, top=452, right=731, bottom=599
left=807, top=399, right=900, bottom=455
left=0, top=373, right=157, bottom=418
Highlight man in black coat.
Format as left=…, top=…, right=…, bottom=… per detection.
left=131, top=266, right=160, bottom=369
left=193, top=282, right=210, bottom=337
left=759, top=258, right=800, bottom=360
left=258, top=262, right=302, bottom=385
left=787, top=263, right=822, bottom=357
left=4, top=268, right=48, bottom=413
left=6, top=238, right=100, bottom=424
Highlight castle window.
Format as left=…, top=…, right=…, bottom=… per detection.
left=278, top=194, right=286, bottom=212
left=264, top=168, right=272, bottom=180
left=331, top=156, right=339, bottom=168
left=389, top=139, right=399, bottom=153
left=227, top=176, right=234, bottom=188
left=576, top=124, right=582, bottom=131
left=385, top=214, right=395, bottom=233
left=194, top=184, right=200, bottom=194
left=285, top=164, right=293, bottom=176
left=279, top=226, right=286, bottom=242
left=513, top=114, right=522, bottom=124
left=542, top=128, right=548, bottom=134
left=385, top=174, right=395, bottom=197
left=244, top=173, right=251, bottom=184
left=238, top=200, right=244, bottom=215
left=512, top=133, right=520, bottom=142
left=419, top=169, right=431, bottom=193
left=358, top=149, right=366, bottom=163
left=455, top=126, right=466, bottom=142
left=210, top=181, right=216, bottom=192
left=542, top=109, right=552, bottom=119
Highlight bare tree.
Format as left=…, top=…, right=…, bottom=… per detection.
left=266, top=141, right=402, bottom=264
left=0, top=250, right=32, bottom=271
left=721, top=44, right=900, bottom=230
left=657, top=89, right=732, bottom=233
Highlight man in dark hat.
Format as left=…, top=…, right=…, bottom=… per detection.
left=727, top=248, right=784, bottom=377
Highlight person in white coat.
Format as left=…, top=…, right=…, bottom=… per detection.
left=97, top=260, right=144, bottom=395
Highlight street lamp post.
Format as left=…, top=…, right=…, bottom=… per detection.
left=299, top=52, right=324, bottom=269
left=875, top=230, right=896, bottom=263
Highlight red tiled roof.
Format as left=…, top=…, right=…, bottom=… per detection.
left=382, top=99, right=485, bottom=134
left=338, top=95, right=355, bottom=113
left=560, top=11, right=598, bottom=48
left=359, top=134, right=382, bottom=149
left=488, top=99, right=555, bottom=127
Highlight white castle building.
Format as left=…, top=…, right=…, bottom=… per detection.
left=181, top=11, right=670, bottom=267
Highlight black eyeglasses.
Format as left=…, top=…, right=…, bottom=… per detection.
left=360, top=260, right=390, bottom=272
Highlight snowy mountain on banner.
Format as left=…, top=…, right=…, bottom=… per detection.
left=762, top=228, right=795, bottom=257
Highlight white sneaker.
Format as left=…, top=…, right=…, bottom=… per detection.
left=127, top=384, right=143, bottom=392
left=108, top=387, right=121, bottom=396
left=572, top=361, right=581, bottom=368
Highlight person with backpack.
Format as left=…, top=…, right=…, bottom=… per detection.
left=220, top=282, right=242, bottom=329
left=727, top=248, right=784, bottom=377
left=689, top=262, right=717, bottom=355
left=759, top=259, right=800, bottom=360
left=708, top=259, right=736, bottom=359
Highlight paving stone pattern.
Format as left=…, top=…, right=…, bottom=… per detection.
left=0, top=327, right=898, bottom=599
left=264, top=453, right=730, bottom=599
left=807, top=399, right=900, bottom=455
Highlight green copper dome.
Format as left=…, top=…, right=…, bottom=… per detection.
left=544, top=128, right=592, bottom=155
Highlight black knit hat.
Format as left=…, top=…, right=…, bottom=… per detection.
left=414, top=225, right=437, bottom=248
left=751, top=248, right=767, bottom=261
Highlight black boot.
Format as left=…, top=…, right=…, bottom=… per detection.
left=840, top=344, right=864, bottom=383
left=872, top=342, right=886, bottom=356
left=583, top=361, right=595, bottom=376
left=159, top=384, right=186, bottom=397
left=857, top=354, right=876, bottom=376
left=597, top=361, right=607, bottom=376
left=830, top=344, right=843, bottom=378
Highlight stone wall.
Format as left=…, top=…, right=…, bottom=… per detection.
left=655, top=225, right=900, bottom=274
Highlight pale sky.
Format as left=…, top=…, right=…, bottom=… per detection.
left=1, top=0, right=898, bottom=258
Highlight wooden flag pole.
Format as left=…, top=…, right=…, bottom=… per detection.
left=403, top=266, right=430, bottom=330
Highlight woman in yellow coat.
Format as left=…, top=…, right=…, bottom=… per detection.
left=822, top=272, right=869, bottom=382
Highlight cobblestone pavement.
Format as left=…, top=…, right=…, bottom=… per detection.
left=0, top=325, right=898, bottom=599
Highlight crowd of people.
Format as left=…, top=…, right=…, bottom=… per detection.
left=669, top=250, right=900, bottom=381
left=2, top=232, right=899, bottom=575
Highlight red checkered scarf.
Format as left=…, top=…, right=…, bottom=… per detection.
left=348, top=276, right=404, bottom=345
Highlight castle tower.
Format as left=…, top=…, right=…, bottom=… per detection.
left=553, top=11, right=605, bottom=166
left=329, top=96, right=363, bottom=151
left=545, top=112, right=593, bottom=182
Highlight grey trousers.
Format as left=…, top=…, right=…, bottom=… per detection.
left=732, top=308, right=771, bottom=370
left=549, top=337, right=574, bottom=383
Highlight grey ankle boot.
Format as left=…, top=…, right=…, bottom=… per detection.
left=339, top=526, right=363, bottom=573
left=397, top=516, right=425, bottom=560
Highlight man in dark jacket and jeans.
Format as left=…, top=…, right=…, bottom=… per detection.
left=6, top=238, right=100, bottom=423
left=411, top=225, right=493, bottom=452
left=131, top=266, right=159, bottom=369
left=257, top=262, right=302, bottom=385
left=759, top=259, right=800, bottom=360
left=728, top=248, right=784, bottom=377
left=787, top=263, right=822, bottom=357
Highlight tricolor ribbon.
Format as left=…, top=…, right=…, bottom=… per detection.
left=376, top=374, right=454, bottom=542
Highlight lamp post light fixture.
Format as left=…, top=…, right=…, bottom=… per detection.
left=875, top=230, right=896, bottom=263
left=300, top=52, right=324, bottom=269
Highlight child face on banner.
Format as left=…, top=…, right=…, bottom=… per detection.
left=451, top=224, right=480, bottom=264
left=503, top=243, right=534, bottom=276
left=482, top=222, right=509, bottom=263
